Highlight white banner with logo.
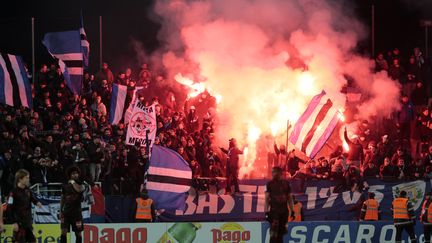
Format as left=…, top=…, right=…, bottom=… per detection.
left=125, top=102, right=156, bottom=147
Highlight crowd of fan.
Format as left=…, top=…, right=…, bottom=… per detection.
left=0, top=46, right=431, bottom=197
left=285, top=46, right=432, bottom=192
left=0, top=62, right=222, bottom=197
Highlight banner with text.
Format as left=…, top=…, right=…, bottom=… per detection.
left=72, top=222, right=261, bottom=243
left=159, top=179, right=431, bottom=222
left=125, top=102, right=156, bottom=147
left=261, top=221, right=426, bottom=243
left=71, top=221, right=428, bottom=243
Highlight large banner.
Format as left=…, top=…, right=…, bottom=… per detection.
left=72, top=222, right=261, bottom=243
left=125, top=102, right=156, bottom=147
left=0, top=224, right=67, bottom=242
left=71, top=221, right=427, bottom=243
left=261, top=221, right=427, bottom=243
left=159, top=179, right=431, bottom=222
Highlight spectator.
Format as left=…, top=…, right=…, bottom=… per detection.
left=91, top=96, right=107, bottom=118
left=86, top=137, right=104, bottom=183
left=375, top=52, right=389, bottom=71
left=380, top=157, right=398, bottom=180
left=363, top=141, right=380, bottom=169
left=186, top=106, right=199, bottom=133
left=287, top=150, right=302, bottom=177
left=410, top=159, right=425, bottom=180
left=388, top=58, right=405, bottom=84
left=396, top=158, right=409, bottom=180
left=411, top=83, right=428, bottom=113
left=424, top=145, right=432, bottom=168
left=138, top=63, right=152, bottom=86
left=316, top=159, right=331, bottom=179
left=96, top=62, right=114, bottom=86
left=71, top=143, right=89, bottom=181
left=304, top=160, right=318, bottom=180
left=115, top=72, right=127, bottom=85
left=190, top=160, right=202, bottom=178
left=363, top=162, right=380, bottom=179
left=274, top=143, right=288, bottom=171
left=397, top=95, right=415, bottom=140
left=413, top=47, right=425, bottom=68
left=405, top=56, right=421, bottom=96
left=344, top=127, right=364, bottom=167
left=377, top=134, right=394, bottom=161
left=391, top=147, right=412, bottom=166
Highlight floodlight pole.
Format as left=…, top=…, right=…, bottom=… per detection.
left=31, top=17, right=35, bottom=82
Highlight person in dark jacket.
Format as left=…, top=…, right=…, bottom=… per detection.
left=60, top=166, right=85, bottom=243
left=380, top=157, right=398, bottom=180
left=220, top=138, right=243, bottom=194
left=8, top=169, right=42, bottom=243
left=344, top=127, right=363, bottom=168
left=397, top=95, right=415, bottom=141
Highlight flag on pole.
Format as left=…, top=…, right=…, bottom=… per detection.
left=147, top=145, right=192, bottom=211
left=289, top=90, right=340, bottom=158
left=80, top=27, right=90, bottom=68
left=109, top=84, right=128, bottom=125
left=0, top=53, right=32, bottom=108
left=80, top=13, right=90, bottom=68
left=42, top=30, right=84, bottom=95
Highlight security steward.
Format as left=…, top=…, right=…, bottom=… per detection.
left=360, top=192, right=380, bottom=221
left=391, top=190, right=417, bottom=243
left=288, top=195, right=303, bottom=222
left=421, top=192, right=432, bottom=243
left=133, top=189, right=156, bottom=222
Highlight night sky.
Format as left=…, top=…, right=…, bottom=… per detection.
left=0, top=0, right=431, bottom=75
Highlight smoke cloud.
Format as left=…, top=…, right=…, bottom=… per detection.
left=144, top=0, right=401, bottom=177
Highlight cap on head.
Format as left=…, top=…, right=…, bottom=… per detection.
left=190, top=106, right=196, bottom=110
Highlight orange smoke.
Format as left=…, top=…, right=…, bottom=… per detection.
left=153, top=0, right=401, bottom=178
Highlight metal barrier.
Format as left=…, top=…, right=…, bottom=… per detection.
left=30, top=182, right=102, bottom=196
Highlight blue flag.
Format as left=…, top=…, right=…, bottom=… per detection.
left=42, top=30, right=84, bottom=95
left=109, top=84, right=128, bottom=124
left=80, top=11, right=90, bottom=68
left=0, top=53, right=32, bottom=108
left=147, top=145, right=192, bottom=211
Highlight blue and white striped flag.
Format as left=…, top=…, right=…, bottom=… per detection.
left=80, top=27, right=90, bottom=68
left=0, top=53, right=32, bottom=108
left=109, top=83, right=128, bottom=125
left=147, top=145, right=192, bottom=211
left=42, top=30, right=84, bottom=95
left=289, top=90, right=341, bottom=158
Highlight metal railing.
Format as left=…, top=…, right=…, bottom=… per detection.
left=30, top=182, right=102, bottom=196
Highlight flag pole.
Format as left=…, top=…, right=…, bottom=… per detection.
left=99, top=16, right=103, bottom=68
left=285, top=120, right=290, bottom=151
left=31, top=17, right=35, bottom=83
